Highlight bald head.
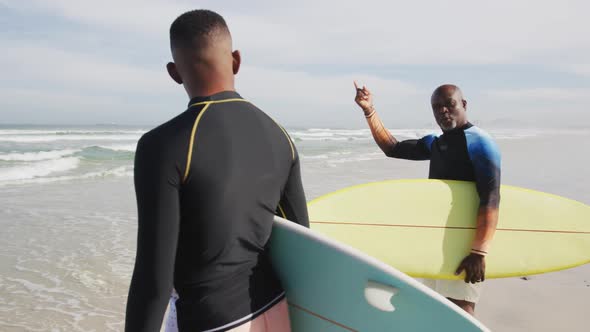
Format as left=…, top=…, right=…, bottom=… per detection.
left=431, top=84, right=464, bottom=104
left=167, top=9, right=241, bottom=98
left=430, top=84, right=468, bottom=131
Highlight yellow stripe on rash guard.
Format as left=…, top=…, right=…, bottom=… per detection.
left=183, top=98, right=294, bottom=182
left=278, top=204, right=287, bottom=218
left=277, top=125, right=295, bottom=161
left=183, top=99, right=251, bottom=183
left=183, top=102, right=212, bottom=182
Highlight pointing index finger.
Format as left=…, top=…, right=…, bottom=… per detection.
left=353, top=80, right=360, bottom=90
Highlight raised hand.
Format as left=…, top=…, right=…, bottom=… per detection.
left=353, top=81, right=374, bottom=114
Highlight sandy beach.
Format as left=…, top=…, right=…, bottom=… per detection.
left=478, top=264, right=590, bottom=331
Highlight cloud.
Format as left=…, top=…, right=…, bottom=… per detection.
left=486, top=88, right=590, bottom=102
left=5, top=0, right=590, bottom=65
left=2, top=0, right=188, bottom=36
left=0, top=88, right=128, bottom=124
left=1, top=40, right=421, bottom=104
left=0, top=41, right=423, bottom=126
left=0, top=88, right=120, bottom=107
left=0, top=42, right=186, bottom=124
left=560, top=64, right=590, bottom=77
left=237, top=66, right=426, bottom=126
left=238, top=66, right=420, bottom=106
left=1, top=0, right=588, bottom=127
left=471, top=88, right=589, bottom=128
left=2, top=43, right=175, bottom=95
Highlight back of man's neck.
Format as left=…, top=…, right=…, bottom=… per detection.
left=188, top=84, right=235, bottom=99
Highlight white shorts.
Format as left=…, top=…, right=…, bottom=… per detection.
left=422, top=279, right=483, bottom=303
left=164, top=291, right=179, bottom=332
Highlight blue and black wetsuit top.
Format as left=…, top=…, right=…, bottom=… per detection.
left=125, top=91, right=309, bottom=332
left=388, top=122, right=501, bottom=208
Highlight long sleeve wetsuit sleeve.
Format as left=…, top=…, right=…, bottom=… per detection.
left=125, top=133, right=181, bottom=332
left=278, top=148, right=309, bottom=228
left=388, top=135, right=436, bottom=160
left=466, top=130, right=502, bottom=253
left=467, top=134, right=501, bottom=209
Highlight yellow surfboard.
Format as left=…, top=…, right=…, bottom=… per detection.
left=308, top=179, right=590, bottom=279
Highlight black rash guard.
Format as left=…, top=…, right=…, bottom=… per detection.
left=125, top=91, right=309, bottom=332
left=388, top=122, right=501, bottom=208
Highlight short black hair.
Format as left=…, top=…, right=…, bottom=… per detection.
left=170, top=9, right=230, bottom=49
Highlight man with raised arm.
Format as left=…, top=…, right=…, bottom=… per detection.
left=353, top=81, right=501, bottom=315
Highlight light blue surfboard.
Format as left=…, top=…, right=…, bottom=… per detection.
left=270, top=216, right=490, bottom=332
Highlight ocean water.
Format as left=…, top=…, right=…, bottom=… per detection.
left=0, top=125, right=589, bottom=331
left=0, top=126, right=429, bottom=185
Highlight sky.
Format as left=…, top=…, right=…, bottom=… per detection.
left=1, top=0, right=589, bottom=128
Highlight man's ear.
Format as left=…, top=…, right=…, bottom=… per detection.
left=463, top=99, right=467, bottom=110
left=166, top=62, right=183, bottom=84
left=232, top=50, right=241, bottom=75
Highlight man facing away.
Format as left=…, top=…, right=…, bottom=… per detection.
left=125, top=10, right=308, bottom=332
left=353, top=82, right=501, bottom=315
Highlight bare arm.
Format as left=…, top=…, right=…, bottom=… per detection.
left=354, top=81, right=399, bottom=155
left=365, top=109, right=399, bottom=155
left=455, top=203, right=499, bottom=284
left=471, top=206, right=499, bottom=255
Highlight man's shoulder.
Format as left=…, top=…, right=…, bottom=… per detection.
left=138, top=110, right=194, bottom=150
left=465, top=125, right=493, bottom=139
left=420, top=133, right=439, bottom=146
left=464, top=125, right=501, bottom=161
left=465, top=126, right=498, bottom=146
